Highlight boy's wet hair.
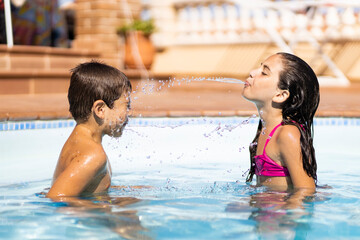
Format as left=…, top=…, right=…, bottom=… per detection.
left=68, top=60, right=132, bottom=122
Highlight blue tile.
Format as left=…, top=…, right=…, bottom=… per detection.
left=0, top=117, right=359, bottom=132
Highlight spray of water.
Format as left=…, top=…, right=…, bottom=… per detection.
left=203, top=114, right=257, bottom=138
left=131, top=76, right=244, bottom=100
left=193, top=77, right=245, bottom=84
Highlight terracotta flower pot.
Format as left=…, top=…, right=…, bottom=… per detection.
left=124, top=31, right=155, bottom=70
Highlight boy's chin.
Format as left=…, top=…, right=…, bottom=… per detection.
left=110, top=129, right=124, bottom=138
left=106, top=126, right=125, bottom=138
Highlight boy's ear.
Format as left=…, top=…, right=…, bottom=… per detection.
left=272, top=89, right=290, bottom=103
left=92, top=100, right=106, bottom=119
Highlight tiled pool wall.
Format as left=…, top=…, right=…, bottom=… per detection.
left=1, top=117, right=360, bottom=132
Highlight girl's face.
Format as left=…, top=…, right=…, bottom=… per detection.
left=104, top=94, right=131, bottom=138
left=242, top=54, right=284, bottom=104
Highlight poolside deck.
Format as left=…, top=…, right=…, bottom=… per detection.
left=1, top=81, right=360, bottom=121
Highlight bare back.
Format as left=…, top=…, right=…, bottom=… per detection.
left=47, top=125, right=112, bottom=198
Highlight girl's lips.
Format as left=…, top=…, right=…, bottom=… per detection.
left=244, top=81, right=250, bottom=87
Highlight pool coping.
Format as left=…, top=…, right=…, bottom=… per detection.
left=1, top=83, right=360, bottom=121
left=1, top=109, right=360, bottom=122
left=1, top=116, right=360, bottom=132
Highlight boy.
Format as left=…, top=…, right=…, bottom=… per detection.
left=47, top=60, right=132, bottom=198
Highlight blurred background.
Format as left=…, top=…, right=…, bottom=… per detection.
left=0, top=0, right=360, bottom=100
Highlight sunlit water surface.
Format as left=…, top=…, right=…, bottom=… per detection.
left=1, top=117, right=360, bottom=239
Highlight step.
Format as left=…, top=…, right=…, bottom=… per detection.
left=0, top=45, right=100, bottom=71
left=0, top=69, right=153, bottom=94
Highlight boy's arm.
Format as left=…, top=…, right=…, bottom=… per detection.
left=278, top=125, right=316, bottom=189
left=46, top=152, right=107, bottom=198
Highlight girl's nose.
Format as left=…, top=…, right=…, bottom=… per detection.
left=249, top=69, right=256, bottom=78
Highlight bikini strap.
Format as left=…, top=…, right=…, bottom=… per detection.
left=263, top=122, right=283, bottom=151
left=289, top=120, right=306, bottom=131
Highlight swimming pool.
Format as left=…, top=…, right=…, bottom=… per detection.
left=1, top=117, right=360, bottom=239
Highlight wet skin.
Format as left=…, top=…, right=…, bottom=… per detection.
left=47, top=95, right=131, bottom=198
left=242, top=54, right=315, bottom=190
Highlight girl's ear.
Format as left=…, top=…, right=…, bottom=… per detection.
left=92, top=100, right=106, bottom=119
left=273, top=89, right=290, bottom=103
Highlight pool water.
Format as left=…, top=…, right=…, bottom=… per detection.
left=1, top=117, right=360, bottom=239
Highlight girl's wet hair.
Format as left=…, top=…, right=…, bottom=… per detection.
left=247, top=52, right=320, bottom=184
left=68, top=60, right=132, bottom=122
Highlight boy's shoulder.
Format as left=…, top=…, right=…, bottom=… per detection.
left=64, top=129, right=108, bottom=165
left=64, top=141, right=108, bottom=175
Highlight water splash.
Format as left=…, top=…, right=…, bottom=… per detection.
left=242, top=169, right=250, bottom=177
left=250, top=142, right=258, bottom=147
left=193, top=77, right=245, bottom=84
left=131, top=77, right=244, bottom=99
left=204, top=114, right=257, bottom=138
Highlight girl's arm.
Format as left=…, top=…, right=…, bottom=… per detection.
left=277, top=125, right=316, bottom=189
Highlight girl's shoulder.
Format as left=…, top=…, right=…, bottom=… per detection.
left=276, top=124, right=301, bottom=146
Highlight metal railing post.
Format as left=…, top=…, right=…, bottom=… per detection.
left=4, top=0, right=14, bottom=48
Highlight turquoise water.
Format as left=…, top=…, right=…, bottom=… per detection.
left=1, top=117, right=360, bottom=239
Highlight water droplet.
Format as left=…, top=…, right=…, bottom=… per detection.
left=238, top=146, right=246, bottom=152
left=242, top=169, right=250, bottom=177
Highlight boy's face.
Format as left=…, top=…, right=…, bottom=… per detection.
left=104, top=94, right=131, bottom=138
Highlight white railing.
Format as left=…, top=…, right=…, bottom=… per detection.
left=145, top=0, right=360, bottom=85
left=169, top=0, right=360, bottom=45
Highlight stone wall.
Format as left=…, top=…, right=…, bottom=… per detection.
left=72, top=0, right=142, bottom=68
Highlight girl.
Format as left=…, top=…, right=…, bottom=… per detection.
left=242, top=52, right=319, bottom=190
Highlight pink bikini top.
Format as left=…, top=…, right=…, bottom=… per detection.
left=254, top=122, right=290, bottom=177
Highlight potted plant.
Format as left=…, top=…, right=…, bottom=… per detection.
left=117, top=19, right=156, bottom=70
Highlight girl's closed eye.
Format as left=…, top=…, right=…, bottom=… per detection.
left=261, top=72, right=267, bottom=76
